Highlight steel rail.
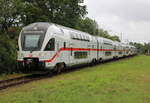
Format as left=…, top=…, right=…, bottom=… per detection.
left=0, top=73, right=49, bottom=90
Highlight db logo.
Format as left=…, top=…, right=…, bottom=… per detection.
left=28, top=54, right=32, bottom=57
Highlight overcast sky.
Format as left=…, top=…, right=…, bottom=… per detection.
left=84, top=0, right=150, bottom=43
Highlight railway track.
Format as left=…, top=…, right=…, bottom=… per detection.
left=0, top=56, right=136, bottom=91
left=0, top=73, right=50, bottom=90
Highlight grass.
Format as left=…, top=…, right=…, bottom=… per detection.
left=0, top=55, right=150, bottom=103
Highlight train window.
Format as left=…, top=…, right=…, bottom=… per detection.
left=104, top=42, right=112, bottom=46
left=24, top=35, right=40, bottom=48
left=70, top=33, right=75, bottom=39
left=92, top=45, right=94, bottom=48
left=76, top=34, right=80, bottom=40
left=86, top=36, right=90, bottom=41
left=105, top=51, right=112, bottom=56
left=83, top=35, right=87, bottom=41
left=70, top=32, right=90, bottom=42
left=70, top=32, right=77, bottom=39
left=119, top=52, right=122, bottom=55
left=60, top=28, right=64, bottom=35
left=114, top=47, right=116, bottom=50
left=44, top=38, right=55, bottom=51
left=79, top=34, right=83, bottom=40
left=74, top=52, right=88, bottom=59
left=80, top=34, right=84, bottom=40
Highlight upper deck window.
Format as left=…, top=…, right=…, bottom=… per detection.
left=70, top=32, right=90, bottom=42
left=104, top=42, right=112, bottom=46
left=103, top=40, right=113, bottom=46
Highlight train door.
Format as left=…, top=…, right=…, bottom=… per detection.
left=63, top=41, right=67, bottom=63
left=114, top=45, right=116, bottom=57
left=56, top=39, right=64, bottom=62
left=56, top=40, right=60, bottom=62
left=88, top=44, right=91, bottom=62
left=101, top=44, right=104, bottom=60
left=99, top=42, right=103, bottom=60
left=97, top=40, right=99, bottom=60
left=69, top=43, right=74, bottom=65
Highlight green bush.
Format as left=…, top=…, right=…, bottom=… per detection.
left=0, top=35, right=17, bottom=74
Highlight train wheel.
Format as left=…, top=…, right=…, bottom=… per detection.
left=100, top=58, right=103, bottom=62
left=56, top=63, right=65, bottom=74
left=91, top=59, right=97, bottom=66
left=57, top=64, right=61, bottom=73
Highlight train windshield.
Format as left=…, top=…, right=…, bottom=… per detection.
left=21, top=31, right=46, bottom=51
left=24, top=35, right=40, bottom=48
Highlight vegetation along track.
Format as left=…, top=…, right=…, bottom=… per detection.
left=0, top=56, right=135, bottom=91
left=0, top=73, right=50, bottom=90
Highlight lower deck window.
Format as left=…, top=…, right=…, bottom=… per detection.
left=74, top=52, right=88, bottom=59
left=105, top=51, right=112, bottom=56
left=119, top=51, right=122, bottom=55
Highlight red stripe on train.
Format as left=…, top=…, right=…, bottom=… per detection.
left=17, top=47, right=128, bottom=63
left=43, top=48, right=127, bottom=63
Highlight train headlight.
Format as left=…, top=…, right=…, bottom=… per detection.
left=20, top=53, right=24, bottom=58
left=18, top=52, right=24, bottom=58
left=33, top=54, right=38, bottom=57
left=39, top=53, right=45, bottom=57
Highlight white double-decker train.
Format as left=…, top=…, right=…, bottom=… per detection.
left=17, top=22, right=137, bottom=72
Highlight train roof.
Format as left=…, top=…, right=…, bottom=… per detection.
left=23, top=22, right=52, bottom=31
left=22, top=22, right=136, bottom=48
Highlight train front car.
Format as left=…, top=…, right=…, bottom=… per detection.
left=17, top=22, right=138, bottom=72
left=17, top=23, right=52, bottom=71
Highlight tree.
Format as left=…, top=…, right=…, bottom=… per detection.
left=0, top=0, right=23, bottom=32
left=0, top=0, right=122, bottom=74
left=130, top=42, right=148, bottom=54
left=109, top=35, right=120, bottom=42
left=77, top=17, right=98, bottom=35
left=21, top=0, right=87, bottom=28
left=77, top=17, right=120, bottom=42
left=0, top=35, right=17, bottom=73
